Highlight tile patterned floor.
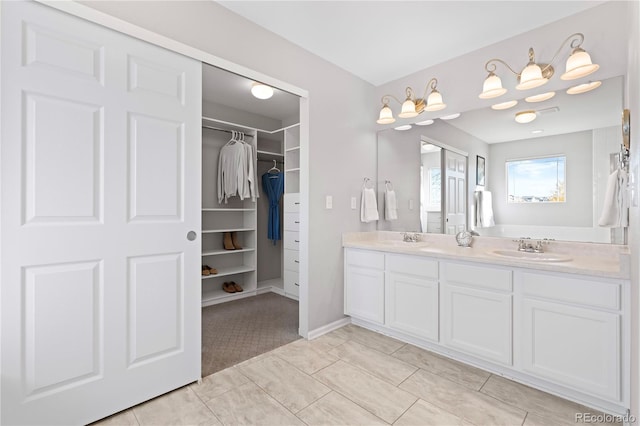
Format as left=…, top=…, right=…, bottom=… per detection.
left=97, top=324, right=620, bottom=426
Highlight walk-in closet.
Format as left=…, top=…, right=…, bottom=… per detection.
left=200, top=64, right=301, bottom=375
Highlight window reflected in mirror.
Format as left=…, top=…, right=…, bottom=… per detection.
left=506, top=156, right=566, bottom=203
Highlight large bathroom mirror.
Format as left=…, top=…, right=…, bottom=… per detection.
left=377, top=75, right=625, bottom=244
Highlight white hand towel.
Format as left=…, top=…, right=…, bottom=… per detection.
left=384, top=183, right=398, bottom=220
left=599, top=169, right=629, bottom=227
left=360, top=186, right=379, bottom=223
left=474, top=190, right=495, bottom=228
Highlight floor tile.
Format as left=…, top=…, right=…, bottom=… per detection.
left=92, top=409, right=139, bottom=426
left=239, top=355, right=330, bottom=413
left=190, top=367, right=249, bottom=402
left=274, top=339, right=339, bottom=374
left=400, top=369, right=526, bottom=426
left=296, top=391, right=389, bottom=426
left=482, top=375, right=620, bottom=425
left=393, top=344, right=490, bottom=390
left=331, top=325, right=405, bottom=354
left=394, top=399, right=467, bottom=426
left=305, top=331, right=349, bottom=353
left=205, top=382, right=304, bottom=426
left=313, top=360, right=417, bottom=423
left=132, top=387, right=221, bottom=426
left=328, top=340, right=417, bottom=385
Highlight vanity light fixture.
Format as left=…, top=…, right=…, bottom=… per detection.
left=515, top=110, right=537, bottom=124
left=415, top=119, right=435, bottom=126
left=394, top=124, right=412, bottom=131
left=566, top=80, right=601, bottom=95
left=479, top=33, right=599, bottom=99
left=251, top=82, right=274, bottom=99
left=377, top=78, right=446, bottom=124
left=491, top=100, right=518, bottom=110
left=525, top=91, right=556, bottom=103
left=439, top=113, right=461, bottom=120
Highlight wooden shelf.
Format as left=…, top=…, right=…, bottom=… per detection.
left=202, top=288, right=256, bottom=307
left=285, top=168, right=301, bottom=173
left=285, top=146, right=300, bottom=152
left=202, top=208, right=255, bottom=212
left=202, top=248, right=255, bottom=256
left=257, top=150, right=284, bottom=159
left=201, top=265, right=255, bottom=279
left=202, top=228, right=254, bottom=233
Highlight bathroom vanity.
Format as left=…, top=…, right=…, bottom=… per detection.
left=343, top=232, right=630, bottom=416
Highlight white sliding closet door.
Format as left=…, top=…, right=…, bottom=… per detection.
left=1, top=2, right=202, bottom=424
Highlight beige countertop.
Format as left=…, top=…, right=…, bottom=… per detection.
left=343, top=232, right=630, bottom=280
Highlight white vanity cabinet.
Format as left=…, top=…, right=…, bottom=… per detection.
left=441, top=262, right=513, bottom=365
left=386, top=254, right=439, bottom=341
left=518, top=271, right=623, bottom=402
left=344, top=249, right=385, bottom=324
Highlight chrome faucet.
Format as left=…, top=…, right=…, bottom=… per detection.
left=513, top=238, right=550, bottom=253
left=402, top=232, right=420, bottom=242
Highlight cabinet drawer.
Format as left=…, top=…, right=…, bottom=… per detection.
left=521, top=272, right=620, bottom=311
left=284, top=193, right=300, bottom=212
left=387, top=254, right=438, bottom=279
left=284, top=231, right=300, bottom=250
left=284, top=269, right=299, bottom=298
left=284, top=249, right=299, bottom=272
left=441, top=262, right=512, bottom=292
left=284, top=213, right=300, bottom=231
left=346, top=249, right=385, bottom=270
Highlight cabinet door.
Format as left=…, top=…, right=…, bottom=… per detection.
left=442, top=284, right=512, bottom=365
left=345, top=266, right=385, bottom=324
left=387, top=272, right=438, bottom=341
left=521, top=298, right=620, bottom=401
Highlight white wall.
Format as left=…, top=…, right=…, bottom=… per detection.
left=77, top=0, right=378, bottom=332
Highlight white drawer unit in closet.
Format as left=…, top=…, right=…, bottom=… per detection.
left=283, top=193, right=300, bottom=300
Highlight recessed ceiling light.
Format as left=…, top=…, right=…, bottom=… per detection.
left=566, top=80, right=602, bottom=95
left=532, top=129, right=544, bottom=134
left=439, top=113, right=461, bottom=120
left=491, top=100, right=518, bottom=110
left=251, top=82, right=274, bottom=99
left=394, top=125, right=412, bottom=131
left=525, top=91, right=556, bottom=103
left=415, top=119, right=434, bottom=126
left=515, top=110, right=537, bottom=124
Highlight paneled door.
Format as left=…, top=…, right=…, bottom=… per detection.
left=444, top=150, right=467, bottom=234
left=1, top=2, right=202, bottom=424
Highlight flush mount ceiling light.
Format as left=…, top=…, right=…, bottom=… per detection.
left=415, top=119, right=434, bottom=126
left=532, top=129, right=544, bottom=134
left=479, top=33, right=599, bottom=99
left=525, top=91, right=556, bottom=103
left=515, top=110, right=537, bottom=124
left=377, top=78, right=446, bottom=124
left=439, top=113, right=461, bottom=120
left=394, top=124, right=412, bottom=131
left=566, top=80, right=602, bottom=95
left=491, top=100, right=518, bottom=110
left=251, top=82, right=274, bottom=99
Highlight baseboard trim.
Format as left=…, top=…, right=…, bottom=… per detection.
left=307, top=317, right=351, bottom=340
left=256, top=286, right=285, bottom=296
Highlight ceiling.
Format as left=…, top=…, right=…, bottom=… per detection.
left=218, top=1, right=605, bottom=86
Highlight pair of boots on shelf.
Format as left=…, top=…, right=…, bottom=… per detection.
left=223, top=281, right=243, bottom=293
left=202, top=265, right=217, bottom=276
left=223, top=232, right=242, bottom=250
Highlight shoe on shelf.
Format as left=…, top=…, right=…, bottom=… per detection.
left=230, top=281, right=243, bottom=292
left=204, top=265, right=218, bottom=275
left=231, top=232, right=242, bottom=250
left=223, top=232, right=235, bottom=250
left=202, top=265, right=210, bottom=276
left=222, top=282, right=236, bottom=293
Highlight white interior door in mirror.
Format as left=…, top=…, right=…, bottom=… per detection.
left=444, top=150, right=467, bottom=234
left=1, top=2, right=202, bottom=424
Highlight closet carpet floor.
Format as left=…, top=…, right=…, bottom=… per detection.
left=201, top=292, right=300, bottom=377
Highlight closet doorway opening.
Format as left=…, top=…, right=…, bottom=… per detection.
left=200, top=63, right=302, bottom=377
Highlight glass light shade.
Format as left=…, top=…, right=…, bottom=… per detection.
left=525, top=91, right=556, bottom=103
left=415, top=119, right=434, bottom=126
left=425, top=90, right=446, bottom=112
left=561, top=48, right=599, bottom=80
left=251, top=82, right=274, bottom=99
left=376, top=105, right=395, bottom=124
left=394, top=125, right=412, bottom=131
left=439, top=113, right=461, bottom=120
left=398, top=99, right=418, bottom=118
left=515, top=110, right=537, bottom=124
left=566, top=80, right=601, bottom=95
left=479, top=73, right=507, bottom=99
left=516, top=63, right=548, bottom=90
left=491, top=100, right=518, bottom=110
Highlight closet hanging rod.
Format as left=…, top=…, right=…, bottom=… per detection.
left=202, top=125, right=254, bottom=138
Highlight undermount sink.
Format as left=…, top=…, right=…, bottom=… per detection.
left=490, top=249, right=573, bottom=263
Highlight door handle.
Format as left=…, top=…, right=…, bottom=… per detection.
left=187, top=231, right=197, bottom=241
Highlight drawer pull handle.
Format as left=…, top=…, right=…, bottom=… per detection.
left=294, top=221, right=300, bottom=224
left=294, top=283, right=299, bottom=286
left=294, top=240, right=300, bottom=243
left=294, top=260, right=299, bottom=263
left=294, top=202, right=300, bottom=205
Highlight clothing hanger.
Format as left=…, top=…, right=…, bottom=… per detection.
left=268, top=160, right=280, bottom=176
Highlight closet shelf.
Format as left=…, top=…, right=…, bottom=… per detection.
left=285, top=146, right=300, bottom=152
left=257, top=150, right=284, bottom=160
left=201, top=265, right=255, bottom=279
left=202, top=288, right=256, bottom=307
left=202, top=228, right=255, bottom=233
left=285, top=168, right=301, bottom=173
left=202, top=208, right=255, bottom=212
left=202, top=248, right=255, bottom=256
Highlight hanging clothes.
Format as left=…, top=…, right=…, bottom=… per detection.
left=262, top=171, right=284, bottom=244
left=217, top=131, right=259, bottom=204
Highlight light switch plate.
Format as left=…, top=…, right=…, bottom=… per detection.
left=350, top=196, right=357, bottom=209
left=326, top=195, right=333, bottom=209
